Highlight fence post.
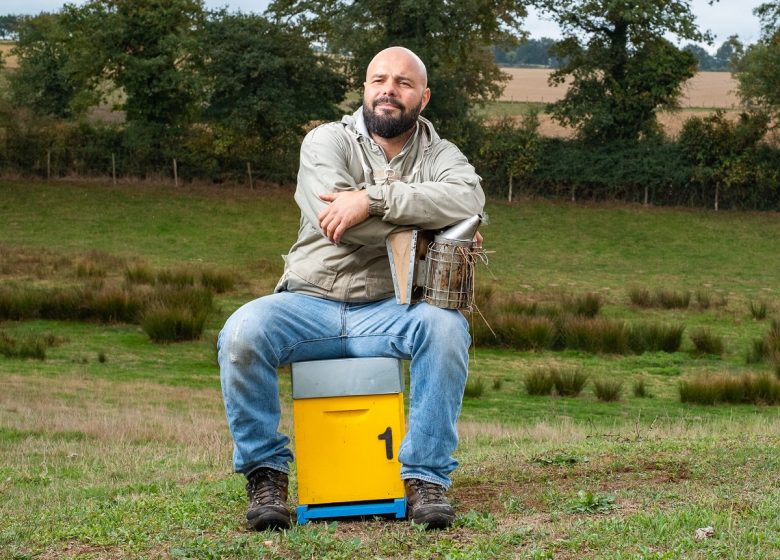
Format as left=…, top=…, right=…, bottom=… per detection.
left=173, top=158, right=178, bottom=187
left=46, top=150, right=51, bottom=181
left=644, top=184, right=649, bottom=206
left=247, top=161, right=254, bottom=190
left=508, top=173, right=513, bottom=203
left=111, top=153, right=117, bottom=186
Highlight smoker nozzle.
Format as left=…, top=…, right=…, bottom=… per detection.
left=433, top=214, right=482, bottom=246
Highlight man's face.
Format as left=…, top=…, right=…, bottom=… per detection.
left=363, top=50, right=431, bottom=140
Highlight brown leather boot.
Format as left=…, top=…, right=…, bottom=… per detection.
left=245, top=467, right=292, bottom=530
left=404, top=478, right=455, bottom=529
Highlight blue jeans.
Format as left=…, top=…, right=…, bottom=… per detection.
left=217, top=292, right=471, bottom=489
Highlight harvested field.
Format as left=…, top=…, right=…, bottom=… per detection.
left=0, top=41, right=17, bottom=69
left=498, top=67, right=742, bottom=137
left=500, top=67, right=740, bottom=108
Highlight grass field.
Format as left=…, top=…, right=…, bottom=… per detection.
left=2, top=180, right=780, bottom=559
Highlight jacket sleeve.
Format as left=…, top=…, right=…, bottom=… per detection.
left=294, top=124, right=399, bottom=247
left=365, top=139, right=485, bottom=230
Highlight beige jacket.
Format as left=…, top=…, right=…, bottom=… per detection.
left=276, top=107, right=485, bottom=302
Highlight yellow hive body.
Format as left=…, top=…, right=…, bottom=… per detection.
left=294, top=392, right=406, bottom=505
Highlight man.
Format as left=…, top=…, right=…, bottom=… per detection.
left=218, top=46, right=485, bottom=531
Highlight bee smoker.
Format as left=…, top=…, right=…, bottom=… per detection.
left=421, top=214, right=483, bottom=310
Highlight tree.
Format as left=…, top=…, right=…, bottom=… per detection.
left=0, top=14, right=22, bottom=39
left=494, top=37, right=561, bottom=67
left=197, top=12, right=346, bottom=177
left=534, top=0, right=709, bottom=143
left=61, top=0, right=206, bottom=154
left=683, top=43, right=716, bottom=71
left=734, top=3, right=780, bottom=117
left=9, top=13, right=92, bottom=118
left=713, top=35, right=744, bottom=70
left=268, top=0, right=527, bottom=146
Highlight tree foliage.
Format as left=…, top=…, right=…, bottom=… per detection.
left=196, top=11, right=346, bottom=178
left=534, top=0, right=707, bottom=143
left=60, top=0, right=206, bottom=153
left=268, top=0, right=526, bottom=145
left=9, top=13, right=93, bottom=118
left=734, top=2, right=780, bottom=117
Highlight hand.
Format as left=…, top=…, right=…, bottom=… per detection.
left=474, top=231, right=484, bottom=247
left=318, top=191, right=370, bottom=244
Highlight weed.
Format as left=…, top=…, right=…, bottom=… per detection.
left=593, top=378, right=623, bottom=402
left=464, top=376, right=486, bottom=399
left=98, top=351, right=107, bottom=363
left=552, top=366, right=589, bottom=397
left=500, top=493, right=523, bottom=513
left=689, top=327, right=725, bottom=356
left=491, top=377, right=503, bottom=391
left=524, top=367, right=555, bottom=396
left=565, top=490, right=617, bottom=514
left=561, top=292, right=603, bottom=318
left=454, top=510, right=498, bottom=531
left=749, top=300, right=768, bottom=320
left=532, top=454, right=588, bottom=466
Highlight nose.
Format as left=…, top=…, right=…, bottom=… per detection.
left=381, top=81, right=398, bottom=97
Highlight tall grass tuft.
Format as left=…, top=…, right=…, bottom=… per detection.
left=0, top=331, right=61, bottom=360
left=628, top=322, right=685, bottom=353
left=200, top=267, right=238, bottom=293
left=628, top=286, right=690, bottom=309
left=492, top=314, right=557, bottom=351
left=552, top=366, right=589, bottom=397
left=156, top=266, right=198, bottom=287
left=139, top=286, right=213, bottom=342
left=463, top=376, right=486, bottom=399
left=524, top=367, right=556, bottom=396
left=124, top=262, right=156, bottom=285
left=562, top=316, right=628, bottom=354
left=695, top=289, right=712, bottom=310
left=593, top=378, right=623, bottom=402
left=749, top=300, right=768, bottom=320
left=628, top=286, right=652, bottom=307
left=561, top=292, right=603, bottom=318
left=633, top=377, right=650, bottom=398
left=654, top=288, right=691, bottom=309
left=689, top=327, right=725, bottom=356
left=679, top=373, right=780, bottom=405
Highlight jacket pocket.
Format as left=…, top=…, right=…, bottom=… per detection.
left=288, top=260, right=338, bottom=291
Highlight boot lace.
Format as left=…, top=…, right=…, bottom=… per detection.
left=246, top=469, right=287, bottom=508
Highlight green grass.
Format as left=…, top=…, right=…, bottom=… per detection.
left=2, top=179, right=780, bottom=558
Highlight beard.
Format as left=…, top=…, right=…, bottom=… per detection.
left=363, top=96, right=422, bottom=139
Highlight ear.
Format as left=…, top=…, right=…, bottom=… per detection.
left=420, top=88, right=431, bottom=112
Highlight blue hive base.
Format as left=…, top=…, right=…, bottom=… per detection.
left=297, top=498, right=407, bottom=525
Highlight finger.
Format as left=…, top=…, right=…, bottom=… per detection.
left=319, top=192, right=337, bottom=202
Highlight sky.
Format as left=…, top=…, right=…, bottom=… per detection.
left=2, top=0, right=766, bottom=51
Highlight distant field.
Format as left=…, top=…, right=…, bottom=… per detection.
left=496, top=68, right=741, bottom=137
left=500, top=67, right=740, bottom=108
left=0, top=41, right=17, bottom=69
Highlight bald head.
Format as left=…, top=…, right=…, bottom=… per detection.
left=365, top=46, right=428, bottom=89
